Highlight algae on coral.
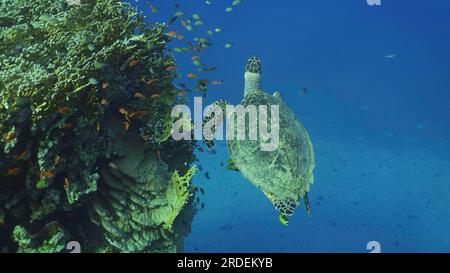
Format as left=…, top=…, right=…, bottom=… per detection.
left=0, top=0, right=197, bottom=253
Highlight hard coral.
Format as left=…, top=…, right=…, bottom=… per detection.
left=0, top=0, right=196, bottom=252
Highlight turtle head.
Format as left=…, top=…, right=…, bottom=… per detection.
left=245, top=56, right=262, bottom=74
left=244, top=56, right=262, bottom=95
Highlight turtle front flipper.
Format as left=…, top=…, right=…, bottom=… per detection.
left=202, top=99, right=229, bottom=150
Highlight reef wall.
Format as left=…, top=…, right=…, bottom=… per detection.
left=0, top=0, right=197, bottom=252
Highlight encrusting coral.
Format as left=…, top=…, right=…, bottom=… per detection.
left=0, top=0, right=197, bottom=253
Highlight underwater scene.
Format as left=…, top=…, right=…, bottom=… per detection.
left=0, top=0, right=449, bottom=254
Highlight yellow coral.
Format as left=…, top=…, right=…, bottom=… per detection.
left=162, top=166, right=196, bottom=230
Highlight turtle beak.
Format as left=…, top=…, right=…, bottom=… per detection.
left=245, top=56, right=262, bottom=74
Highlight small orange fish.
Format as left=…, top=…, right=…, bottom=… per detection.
left=6, top=131, right=15, bottom=141
left=191, top=55, right=201, bottom=61
left=58, top=107, right=71, bottom=115
left=178, top=92, right=186, bottom=97
left=129, top=59, right=139, bottom=67
left=165, top=66, right=176, bottom=71
left=102, top=82, right=110, bottom=89
left=129, top=111, right=147, bottom=119
left=118, top=108, right=129, bottom=116
left=53, top=155, right=61, bottom=166
left=180, top=20, right=187, bottom=27
left=7, top=168, right=20, bottom=176
left=146, top=79, right=156, bottom=86
left=134, top=92, right=145, bottom=99
left=63, top=123, right=74, bottom=129
left=41, top=171, right=55, bottom=178
left=150, top=94, right=160, bottom=99
left=101, top=99, right=108, bottom=105
left=64, top=177, right=70, bottom=188
left=123, top=121, right=130, bottom=132
left=15, top=150, right=28, bottom=160
left=177, top=35, right=185, bottom=40
left=166, top=31, right=177, bottom=38
left=187, top=73, right=197, bottom=79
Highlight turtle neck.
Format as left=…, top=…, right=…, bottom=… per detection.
left=244, top=71, right=262, bottom=96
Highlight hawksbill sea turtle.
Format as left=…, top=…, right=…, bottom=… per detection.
left=202, top=56, right=315, bottom=224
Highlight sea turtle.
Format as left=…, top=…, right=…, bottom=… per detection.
left=203, top=56, right=315, bottom=223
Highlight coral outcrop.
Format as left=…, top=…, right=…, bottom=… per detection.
left=0, top=0, right=197, bottom=252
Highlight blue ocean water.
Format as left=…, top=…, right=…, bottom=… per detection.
left=130, top=0, right=450, bottom=252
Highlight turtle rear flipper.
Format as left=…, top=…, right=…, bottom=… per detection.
left=226, top=159, right=239, bottom=172
left=202, top=99, right=229, bottom=150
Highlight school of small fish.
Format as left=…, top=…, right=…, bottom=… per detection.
left=140, top=0, right=245, bottom=97
left=122, top=0, right=246, bottom=210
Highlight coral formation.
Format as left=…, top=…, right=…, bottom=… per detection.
left=0, top=0, right=197, bottom=252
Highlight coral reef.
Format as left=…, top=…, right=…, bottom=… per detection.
left=0, top=0, right=197, bottom=252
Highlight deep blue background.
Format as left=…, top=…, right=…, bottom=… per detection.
left=129, top=0, right=450, bottom=252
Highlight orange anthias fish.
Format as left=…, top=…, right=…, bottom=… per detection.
left=129, top=111, right=147, bottom=119
left=187, top=73, right=197, bottom=79
left=178, top=91, right=186, bottom=97
left=118, top=108, right=129, bottom=117
left=58, top=106, right=71, bottom=115
left=41, top=171, right=55, bottom=178
left=146, top=79, right=156, bottom=86
left=123, top=121, right=130, bottom=132
left=6, top=131, right=15, bottom=142
left=7, top=168, right=21, bottom=176
left=54, top=155, right=62, bottom=166
left=134, top=92, right=145, bottom=99
left=150, top=94, right=160, bottom=99
left=64, top=177, right=70, bottom=188
left=166, top=31, right=177, bottom=38
left=191, top=55, right=201, bottom=61
left=165, top=66, right=176, bottom=71
left=129, top=59, right=140, bottom=67
left=15, top=150, right=28, bottom=160
left=63, top=123, right=74, bottom=129
left=177, top=35, right=185, bottom=40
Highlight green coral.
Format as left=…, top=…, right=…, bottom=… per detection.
left=12, top=222, right=67, bottom=253
left=0, top=0, right=197, bottom=253
left=88, top=132, right=196, bottom=252
left=162, top=167, right=196, bottom=230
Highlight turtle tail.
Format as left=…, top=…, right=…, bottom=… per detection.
left=303, top=193, right=312, bottom=217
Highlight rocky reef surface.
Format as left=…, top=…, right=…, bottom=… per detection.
left=0, top=0, right=197, bottom=252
